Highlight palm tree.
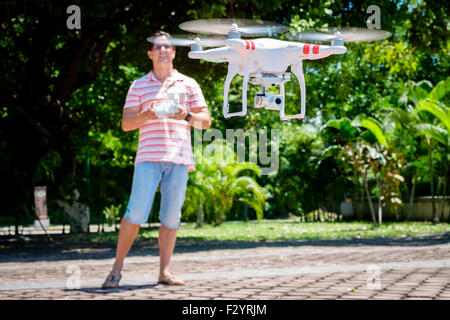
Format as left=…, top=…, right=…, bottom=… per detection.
left=321, top=118, right=362, bottom=218
left=403, top=78, right=449, bottom=222
left=186, top=140, right=266, bottom=226
left=385, top=105, right=421, bottom=219
left=324, top=115, right=398, bottom=227
left=413, top=122, right=448, bottom=222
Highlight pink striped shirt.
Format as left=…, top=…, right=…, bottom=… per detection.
left=124, top=70, right=207, bottom=172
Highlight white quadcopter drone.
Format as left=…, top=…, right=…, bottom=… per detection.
left=151, top=19, right=391, bottom=121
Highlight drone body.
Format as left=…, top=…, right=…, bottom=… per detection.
left=188, top=38, right=347, bottom=120
left=189, top=38, right=346, bottom=69
left=150, top=19, right=391, bottom=121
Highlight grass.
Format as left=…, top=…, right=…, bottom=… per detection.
left=87, top=220, right=450, bottom=243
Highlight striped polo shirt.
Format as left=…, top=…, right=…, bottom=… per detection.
left=124, top=70, right=207, bottom=172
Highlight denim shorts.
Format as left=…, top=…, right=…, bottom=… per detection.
left=124, top=162, right=188, bottom=229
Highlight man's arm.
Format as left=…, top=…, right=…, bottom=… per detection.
left=168, top=106, right=211, bottom=130
left=189, top=106, right=211, bottom=130
left=122, top=105, right=158, bottom=132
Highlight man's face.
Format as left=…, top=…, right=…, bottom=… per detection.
left=147, top=36, right=176, bottom=65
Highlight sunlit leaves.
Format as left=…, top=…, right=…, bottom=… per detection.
left=415, top=99, right=450, bottom=132
left=187, top=139, right=266, bottom=225
left=364, top=42, right=419, bottom=76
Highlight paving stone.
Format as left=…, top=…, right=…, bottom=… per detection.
left=218, top=295, right=251, bottom=299
left=371, top=295, right=403, bottom=300
left=1, top=234, right=450, bottom=300
left=403, top=296, right=433, bottom=300
left=312, top=295, right=339, bottom=299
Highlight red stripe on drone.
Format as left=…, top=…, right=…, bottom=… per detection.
left=303, top=44, right=310, bottom=54
left=312, top=45, right=319, bottom=54
left=250, top=40, right=255, bottom=50
left=244, top=40, right=249, bottom=50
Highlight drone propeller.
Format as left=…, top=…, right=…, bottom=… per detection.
left=169, top=35, right=227, bottom=48
left=146, top=34, right=227, bottom=48
left=286, top=27, right=391, bottom=43
left=179, top=18, right=289, bottom=37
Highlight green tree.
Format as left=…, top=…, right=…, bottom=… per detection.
left=186, top=140, right=266, bottom=226
left=1, top=0, right=449, bottom=230
left=400, top=78, right=449, bottom=222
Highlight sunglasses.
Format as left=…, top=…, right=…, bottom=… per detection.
left=153, top=43, right=173, bottom=51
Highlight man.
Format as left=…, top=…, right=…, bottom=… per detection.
left=102, top=31, right=211, bottom=288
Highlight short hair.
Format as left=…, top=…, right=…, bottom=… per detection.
left=147, top=30, right=173, bottom=51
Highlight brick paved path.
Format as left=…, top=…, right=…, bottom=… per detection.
left=0, top=233, right=449, bottom=300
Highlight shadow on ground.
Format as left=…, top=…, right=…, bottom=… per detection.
left=0, top=231, right=449, bottom=264
left=63, top=283, right=160, bottom=295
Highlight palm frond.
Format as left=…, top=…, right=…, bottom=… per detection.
left=415, top=99, right=450, bottom=132
left=237, top=196, right=264, bottom=220
left=353, top=117, right=387, bottom=145
left=429, top=77, right=450, bottom=101
left=414, top=123, right=448, bottom=146
left=231, top=176, right=266, bottom=205
left=231, top=163, right=261, bottom=179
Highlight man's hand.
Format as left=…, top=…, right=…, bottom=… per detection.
left=168, top=106, right=188, bottom=121
left=143, top=103, right=159, bottom=120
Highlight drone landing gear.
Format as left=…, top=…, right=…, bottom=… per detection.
left=223, top=61, right=306, bottom=121
left=223, top=60, right=255, bottom=119
left=279, top=62, right=305, bottom=121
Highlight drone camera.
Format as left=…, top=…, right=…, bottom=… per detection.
left=254, top=93, right=284, bottom=111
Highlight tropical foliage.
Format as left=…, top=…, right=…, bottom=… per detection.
left=186, top=140, right=266, bottom=226
left=0, top=1, right=448, bottom=231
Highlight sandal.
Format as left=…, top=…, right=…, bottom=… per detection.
left=101, top=273, right=122, bottom=289
left=158, top=274, right=185, bottom=286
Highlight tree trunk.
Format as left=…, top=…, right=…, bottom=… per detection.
left=406, top=175, right=416, bottom=221
left=363, top=171, right=377, bottom=227
left=196, top=194, right=204, bottom=228
left=377, top=178, right=382, bottom=226
left=353, top=166, right=361, bottom=220
left=430, top=148, right=438, bottom=222
left=241, top=202, right=249, bottom=221
left=440, top=161, right=448, bottom=221
left=359, top=185, right=365, bottom=221
left=14, top=215, right=19, bottom=236
left=98, top=213, right=102, bottom=233
left=56, top=197, right=90, bottom=233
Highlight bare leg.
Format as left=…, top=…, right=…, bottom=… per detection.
left=110, top=217, right=140, bottom=276
left=158, top=223, right=183, bottom=284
